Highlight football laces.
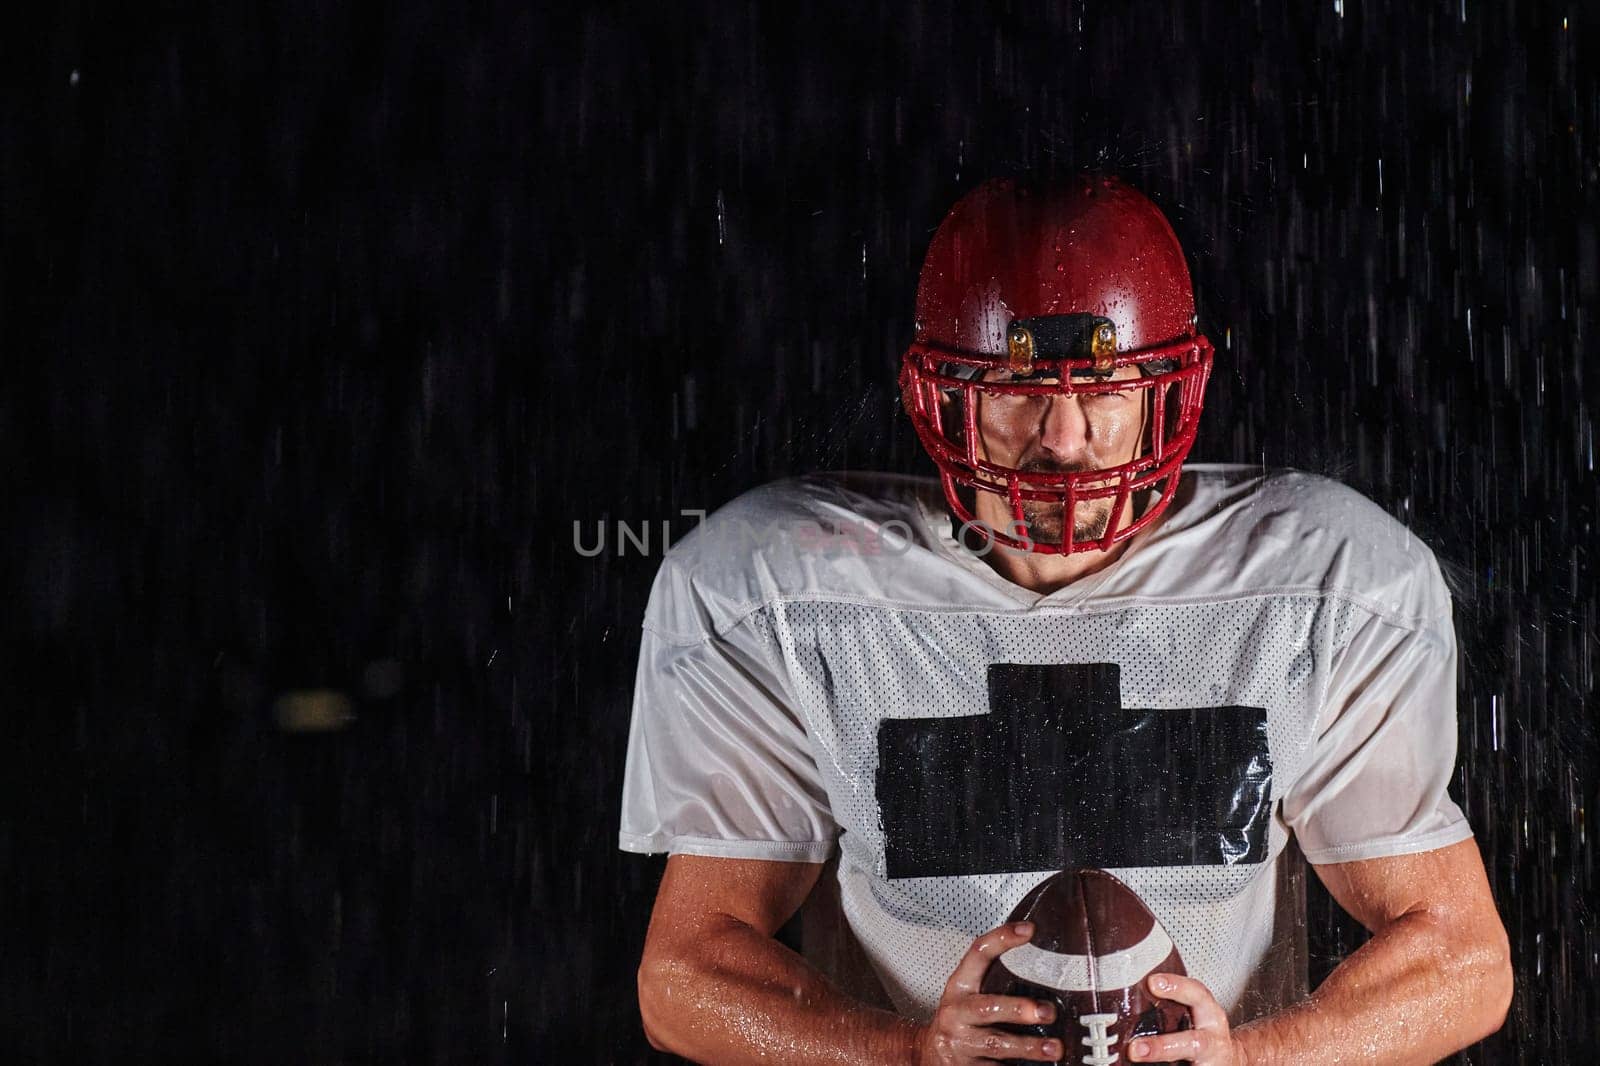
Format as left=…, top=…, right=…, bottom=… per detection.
left=1078, top=1012, right=1122, bottom=1066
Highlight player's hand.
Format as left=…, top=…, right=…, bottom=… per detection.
left=1127, top=973, right=1242, bottom=1065
left=914, top=921, right=1064, bottom=1064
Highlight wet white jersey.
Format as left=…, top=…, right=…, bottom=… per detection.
left=618, top=465, right=1472, bottom=1022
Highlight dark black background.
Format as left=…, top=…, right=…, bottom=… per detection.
left=6, top=1, right=1597, bottom=1062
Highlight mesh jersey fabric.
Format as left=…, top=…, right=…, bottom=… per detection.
left=617, top=465, right=1473, bottom=1023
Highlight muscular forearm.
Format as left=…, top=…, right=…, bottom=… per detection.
left=639, top=914, right=919, bottom=1065
left=1232, top=910, right=1512, bottom=1066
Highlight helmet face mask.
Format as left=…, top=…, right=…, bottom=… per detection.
left=900, top=176, right=1214, bottom=555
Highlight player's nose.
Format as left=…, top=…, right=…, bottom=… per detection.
left=1037, top=393, right=1090, bottom=460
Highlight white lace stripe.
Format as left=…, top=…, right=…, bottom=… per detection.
left=1079, top=1013, right=1122, bottom=1066
left=997, top=924, right=1174, bottom=992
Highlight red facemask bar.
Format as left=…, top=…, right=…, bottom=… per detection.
left=901, top=334, right=1214, bottom=555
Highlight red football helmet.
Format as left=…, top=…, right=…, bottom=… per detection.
left=900, top=175, right=1213, bottom=554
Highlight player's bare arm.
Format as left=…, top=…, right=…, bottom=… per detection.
left=638, top=855, right=902, bottom=1062
left=639, top=855, right=1061, bottom=1064
left=1124, top=838, right=1511, bottom=1065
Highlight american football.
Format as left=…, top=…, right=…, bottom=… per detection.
left=981, top=868, right=1192, bottom=1065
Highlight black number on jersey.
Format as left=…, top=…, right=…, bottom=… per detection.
left=875, top=662, right=1272, bottom=879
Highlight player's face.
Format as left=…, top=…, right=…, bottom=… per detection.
left=972, top=365, right=1150, bottom=544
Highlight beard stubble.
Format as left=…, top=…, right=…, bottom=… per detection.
left=1016, top=458, right=1115, bottom=545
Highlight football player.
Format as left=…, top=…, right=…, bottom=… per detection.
left=620, top=176, right=1511, bottom=1064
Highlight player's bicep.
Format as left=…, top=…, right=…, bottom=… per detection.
left=1309, top=837, right=1498, bottom=935
left=645, top=854, right=825, bottom=949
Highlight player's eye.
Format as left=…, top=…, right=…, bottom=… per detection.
left=1083, top=388, right=1133, bottom=404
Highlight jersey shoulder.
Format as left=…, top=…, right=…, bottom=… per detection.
left=641, top=472, right=954, bottom=641
left=1145, top=464, right=1452, bottom=626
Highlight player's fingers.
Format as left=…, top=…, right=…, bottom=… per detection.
left=944, top=992, right=1057, bottom=1028
left=1146, top=972, right=1230, bottom=1032
left=956, top=1027, right=1063, bottom=1063
left=944, top=921, right=1035, bottom=996
left=1126, top=1026, right=1220, bottom=1063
